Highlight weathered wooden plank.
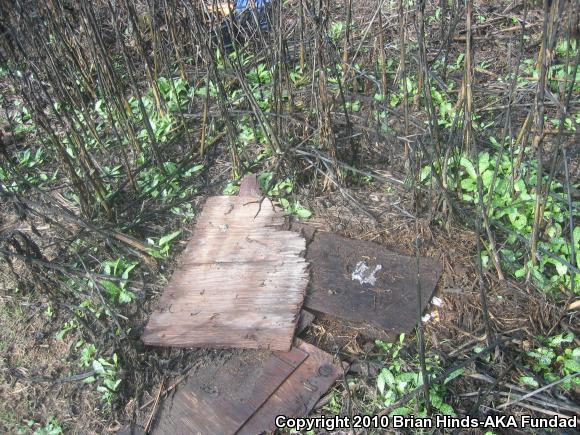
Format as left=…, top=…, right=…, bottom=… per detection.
left=152, top=347, right=308, bottom=435
left=238, top=174, right=262, bottom=197
left=237, top=340, right=342, bottom=435
left=303, top=231, right=442, bottom=339
left=142, top=196, right=309, bottom=351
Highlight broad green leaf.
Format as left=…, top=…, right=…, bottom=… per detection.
left=223, top=182, right=239, bottom=196
left=104, top=378, right=122, bottom=391
left=420, top=165, right=432, bottom=182
left=258, top=172, right=273, bottom=191
left=547, top=332, right=574, bottom=347
left=460, top=178, right=476, bottom=192
left=378, top=368, right=396, bottom=392
left=430, top=390, right=443, bottom=409
left=92, top=359, right=104, bottom=374
left=563, top=358, right=580, bottom=373
left=508, top=211, right=527, bottom=230
left=554, top=261, right=568, bottom=276
left=159, top=231, right=181, bottom=247
left=118, top=290, right=134, bottom=304
left=459, top=156, right=477, bottom=179
left=444, top=368, right=465, bottom=384
left=101, top=281, right=121, bottom=297
left=478, top=152, right=491, bottom=173
left=382, top=390, right=397, bottom=406
left=278, top=197, right=290, bottom=209
left=481, top=170, right=493, bottom=188
left=294, top=205, right=312, bottom=219
left=520, top=376, right=539, bottom=388
left=121, top=262, right=138, bottom=280
left=438, top=403, right=456, bottom=416
left=514, top=179, right=526, bottom=193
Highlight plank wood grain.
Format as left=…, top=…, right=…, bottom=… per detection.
left=142, top=196, right=309, bottom=351
left=237, top=340, right=342, bottom=435
left=152, top=347, right=308, bottom=435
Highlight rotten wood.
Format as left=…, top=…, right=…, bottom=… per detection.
left=237, top=340, right=342, bottom=435
left=150, top=340, right=341, bottom=435
left=152, top=347, right=308, bottom=435
left=302, top=230, right=443, bottom=339
left=142, top=196, right=309, bottom=351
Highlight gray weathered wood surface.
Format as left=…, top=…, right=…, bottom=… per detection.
left=142, top=195, right=309, bottom=351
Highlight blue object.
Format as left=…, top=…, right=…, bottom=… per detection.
left=236, top=0, right=271, bottom=13
left=236, top=0, right=273, bottom=30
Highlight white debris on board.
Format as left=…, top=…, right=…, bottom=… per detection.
left=351, top=261, right=382, bottom=286
left=422, top=313, right=432, bottom=323
left=431, top=296, right=444, bottom=307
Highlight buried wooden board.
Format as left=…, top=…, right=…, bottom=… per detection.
left=303, top=230, right=443, bottom=339
left=237, top=339, right=342, bottom=435
left=151, top=341, right=341, bottom=435
left=142, top=195, right=309, bottom=351
left=152, top=347, right=307, bottom=435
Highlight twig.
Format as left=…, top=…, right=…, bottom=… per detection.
left=497, top=372, right=580, bottom=410
left=461, top=390, right=580, bottom=415
left=144, top=378, right=165, bottom=434
left=139, top=375, right=187, bottom=411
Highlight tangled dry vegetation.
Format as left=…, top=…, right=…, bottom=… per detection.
left=0, top=0, right=578, bottom=433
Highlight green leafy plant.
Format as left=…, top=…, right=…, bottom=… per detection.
left=390, top=76, right=418, bottom=108
left=430, top=87, right=456, bottom=128
left=138, top=161, right=202, bottom=202
left=79, top=343, right=97, bottom=367
left=520, top=332, right=580, bottom=390
left=29, top=418, right=63, bottom=435
left=257, top=172, right=312, bottom=219
left=375, top=334, right=458, bottom=416
left=100, top=257, right=138, bottom=304
left=222, top=181, right=240, bottom=196
left=246, top=64, right=272, bottom=85
left=345, top=100, right=361, bottom=112
left=82, top=352, right=122, bottom=408
left=289, top=65, right=309, bottom=87
left=56, top=319, right=78, bottom=340
left=329, top=21, right=345, bottom=43
left=147, top=231, right=182, bottom=259
left=422, top=148, right=580, bottom=293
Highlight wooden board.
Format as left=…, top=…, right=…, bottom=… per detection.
left=303, top=230, right=442, bottom=339
left=152, top=347, right=308, bottom=435
left=237, top=339, right=342, bottom=435
left=151, top=341, right=341, bottom=435
left=142, top=196, right=309, bottom=351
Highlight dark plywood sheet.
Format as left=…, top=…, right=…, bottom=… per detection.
left=152, top=347, right=308, bottom=435
left=142, top=196, right=309, bottom=351
left=303, top=231, right=442, bottom=339
left=237, top=339, right=342, bottom=435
